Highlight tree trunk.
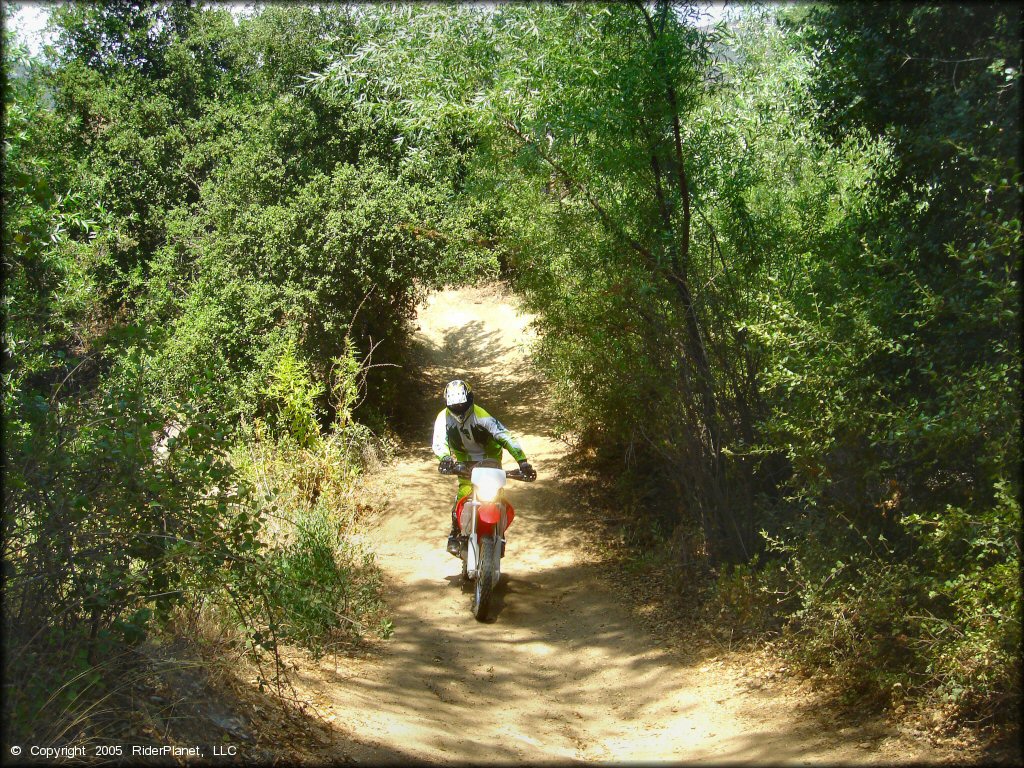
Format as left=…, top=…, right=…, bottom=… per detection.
left=634, top=0, right=742, bottom=562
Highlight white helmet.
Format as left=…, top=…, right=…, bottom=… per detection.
left=444, top=379, right=474, bottom=422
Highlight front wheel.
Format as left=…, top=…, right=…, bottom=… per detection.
left=472, top=536, right=497, bottom=620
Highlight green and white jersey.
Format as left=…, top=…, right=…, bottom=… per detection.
left=432, top=404, right=527, bottom=465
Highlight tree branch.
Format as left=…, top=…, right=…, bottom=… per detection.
left=630, top=0, right=658, bottom=41
left=398, top=223, right=498, bottom=251
left=502, top=118, right=656, bottom=265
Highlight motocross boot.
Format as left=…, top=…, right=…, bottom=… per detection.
left=446, top=508, right=461, bottom=557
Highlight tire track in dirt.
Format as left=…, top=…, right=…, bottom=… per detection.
left=287, top=285, right=964, bottom=765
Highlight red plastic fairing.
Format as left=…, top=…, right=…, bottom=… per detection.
left=455, top=496, right=514, bottom=536
left=454, top=494, right=471, bottom=528
left=478, top=502, right=501, bottom=524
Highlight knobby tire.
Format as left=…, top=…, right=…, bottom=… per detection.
left=473, top=535, right=496, bottom=621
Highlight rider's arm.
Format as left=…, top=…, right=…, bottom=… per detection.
left=432, top=410, right=451, bottom=461
left=474, top=406, right=528, bottom=463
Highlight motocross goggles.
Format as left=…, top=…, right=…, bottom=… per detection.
left=448, top=398, right=472, bottom=417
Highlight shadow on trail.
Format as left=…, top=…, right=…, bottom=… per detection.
left=394, top=316, right=551, bottom=442
left=442, top=571, right=516, bottom=624
left=291, top=553, right=918, bottom=765
left=436, top=319, right=508, bottom=373
left=291, top=558, right=685, bottom=763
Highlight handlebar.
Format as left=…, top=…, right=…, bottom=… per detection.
left=439, top=461, right=535, bottom=482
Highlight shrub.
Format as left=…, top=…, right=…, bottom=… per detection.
left=743, top=486, right=1021, bottom=724
left=269, top=503, right=385, bottom=655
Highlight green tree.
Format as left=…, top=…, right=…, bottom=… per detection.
left=311, top=1, right=764, bottom=561
left=740, top=2, right=1022, bottom=720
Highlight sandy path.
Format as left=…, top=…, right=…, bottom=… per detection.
left=288, top=286, right=960, bottom=765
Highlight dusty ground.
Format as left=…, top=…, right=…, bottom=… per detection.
left=267, top=285, right=993, bottom=765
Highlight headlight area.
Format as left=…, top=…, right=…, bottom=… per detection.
left=476, top=482, right=501, bottom=502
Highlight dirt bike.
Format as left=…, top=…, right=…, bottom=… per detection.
left=440, top=458, right=534, bottom=620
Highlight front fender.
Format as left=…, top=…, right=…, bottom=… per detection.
left=478, top=502, right=501, bottom=525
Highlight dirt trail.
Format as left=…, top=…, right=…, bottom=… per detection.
left=288, top=286, right=962, bottom=764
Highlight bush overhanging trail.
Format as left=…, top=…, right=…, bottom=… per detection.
left=2, top=0, right=1019, bottom=753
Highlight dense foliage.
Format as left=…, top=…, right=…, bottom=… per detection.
left=4, top=0, right=1019, bottom=743
left=3, top=2, right=472, bottom=742
left=746, top=3, right=1021, bottom=721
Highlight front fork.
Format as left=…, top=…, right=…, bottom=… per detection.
left=461, top=499, right=506, bottom=578
left=463, top=499, right=480, bottom=576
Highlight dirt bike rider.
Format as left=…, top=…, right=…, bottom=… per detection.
left=433, top=379, right=536, bottom=556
